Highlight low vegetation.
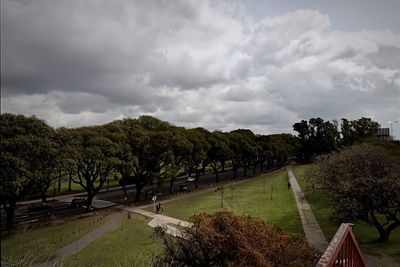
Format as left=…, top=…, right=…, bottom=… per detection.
left=155, top=211, right=320, bottom=267
left=1, top=212, right=110, bottom=265
left=62, top=216, right=161, bottom=267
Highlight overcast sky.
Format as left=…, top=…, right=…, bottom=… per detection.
left=1, top=0, right=400, bottom=138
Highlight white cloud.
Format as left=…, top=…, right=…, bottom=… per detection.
left=1, top=1, right=399, bottom=136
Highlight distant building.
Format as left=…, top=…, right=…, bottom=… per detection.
left=376, top=128, right=390, bottom=141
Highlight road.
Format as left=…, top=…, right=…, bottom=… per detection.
left=12, top=163, right=278, bottom=224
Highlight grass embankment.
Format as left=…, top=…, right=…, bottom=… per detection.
left=293, top=165, right=400, bottom=263
left=159, top=169, right=303, bottom=235
left=1, top=212, right=111, bottom=265
left=61, top=216, right=161, bottom=267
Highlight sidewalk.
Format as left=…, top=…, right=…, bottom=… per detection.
left=32, top=210, right=126, bottom=267
left=287, top=166, right=329, bottom=252
left=120, top=206, right=192, bottom=238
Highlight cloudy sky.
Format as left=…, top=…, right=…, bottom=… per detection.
left=1, top=0, right=400, bottom=138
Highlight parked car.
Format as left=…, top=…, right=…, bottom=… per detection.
left=28, top=202, right=52, bottom=212
left=71, top=198, right=88, bottom=208
left=186, top=176, right=195, bottom=182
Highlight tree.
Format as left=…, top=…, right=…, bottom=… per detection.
left=293, top=118, right=338, bottom=162
left=229, top=129, right=259, bottom=177
left=155, top=211, right=320, bottom=266
left=207, top=131, right=231, bottom=183
left=341, top=117, right=379, bottom=146
left=310, top=144, right=400, bottom=241
left=0, top=114, right=60, bottom=229
left=69, top=126, right=119, bottom=211
left=165, top=126, right=192, bottom=195
left=185, top=128, right=210, bottom=188
left=118, top=116, right=173, bottom=201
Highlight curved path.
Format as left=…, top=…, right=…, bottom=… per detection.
left=31, top=210, right=126, bottom=267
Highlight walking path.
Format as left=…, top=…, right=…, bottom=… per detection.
left=32, top=210, right=126, bottom=267
left=120, top=206, right=192, bottom=238
left=287, top=165, right=329, bottom=252
left=288, top=166, right=399, bottom=267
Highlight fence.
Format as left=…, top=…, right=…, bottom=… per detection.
left=317, top=223, right=366, bottom=267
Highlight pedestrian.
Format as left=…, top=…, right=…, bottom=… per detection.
left=155, top=203, right=160, bottom=214
left=287, top=181, right=291, bottom=189
left=161, top=203, right=164, bottom=214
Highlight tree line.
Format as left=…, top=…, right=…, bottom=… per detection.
left=1, top=114, right=298, bottom=229
left=293, top=117, right=380, bottom=162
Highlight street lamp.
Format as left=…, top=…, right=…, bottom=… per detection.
left=390, top=120, right=399, bottom=140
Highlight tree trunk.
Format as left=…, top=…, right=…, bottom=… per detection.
left=134, top=183, right=145, bottom=202
left=233, top=167, right=238, bottom=179
left=68, top=172, right=72, bottom=192
left=169, top=178, right=175, bottom=195
left=5, top=199, right=16, bottom=230
left=41, top=191, right=47, bottom=203
left=195, top=171, right=200, bottom=188
left=58, top=175, right=62, bottom=193
left=86, top=194, right=94, bottom=212
left=121, top=179, right=127, bottom=199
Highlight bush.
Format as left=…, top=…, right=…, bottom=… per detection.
left=154, top=211, right=320, bottom=267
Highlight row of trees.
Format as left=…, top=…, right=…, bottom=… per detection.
left=293, top=117, right=380, bottom=161
left=1, top=114, right=298, bottom=229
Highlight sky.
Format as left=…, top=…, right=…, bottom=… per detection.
left=1, top=0, right=400, bottom=138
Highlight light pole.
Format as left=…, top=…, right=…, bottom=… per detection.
left=390, top=120, right=399, bottom=140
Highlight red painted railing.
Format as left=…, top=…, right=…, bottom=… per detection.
left=317, top=223, right=366, bottom=267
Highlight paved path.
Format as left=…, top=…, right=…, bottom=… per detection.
left=32, top=210, right=126, bottom=267
left=121, top=206, right=192, bottom=238
left=287, top=166, right=329, bottom=252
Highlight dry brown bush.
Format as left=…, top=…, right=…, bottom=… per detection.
left=154, top=211, right=320, bottom=267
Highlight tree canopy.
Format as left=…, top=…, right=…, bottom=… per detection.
left=309, top=143, right=400, bottom=241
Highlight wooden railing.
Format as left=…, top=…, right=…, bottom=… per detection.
left=317, top=223, right=366, bottom=267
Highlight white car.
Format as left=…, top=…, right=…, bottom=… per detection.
left=186, top=176, right=195, bottom=182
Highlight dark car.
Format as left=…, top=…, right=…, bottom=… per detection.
left=71, top=198, right=88, bottom=208
left=28, top=202, right=52, bottom=212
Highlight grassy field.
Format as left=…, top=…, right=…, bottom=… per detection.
left=159, top=169, right=303, bottom=235
left=61, top=216, right=162, bottom=267
left=1, top=212, right=111, bottom=265
left=293, top=164, right=400, bottom=263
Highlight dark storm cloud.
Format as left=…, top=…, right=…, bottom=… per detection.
left=1, top=1, right=399, bottom=137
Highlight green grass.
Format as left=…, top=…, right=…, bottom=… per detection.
left=1, top=212, right=111, bottom=264
left=61, top=216, right=162, bottom=267
left=293, top=164, right=400, bottom=264
left=159, top=169, right=303, bottom=235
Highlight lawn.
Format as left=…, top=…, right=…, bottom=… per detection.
left=61, top=216, right=162, bottom=267
left=1, top=212, right=111, bottom=265
left=292, top=164, right=400, bottom=264
left=159, top=169, right=303, bottom=235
